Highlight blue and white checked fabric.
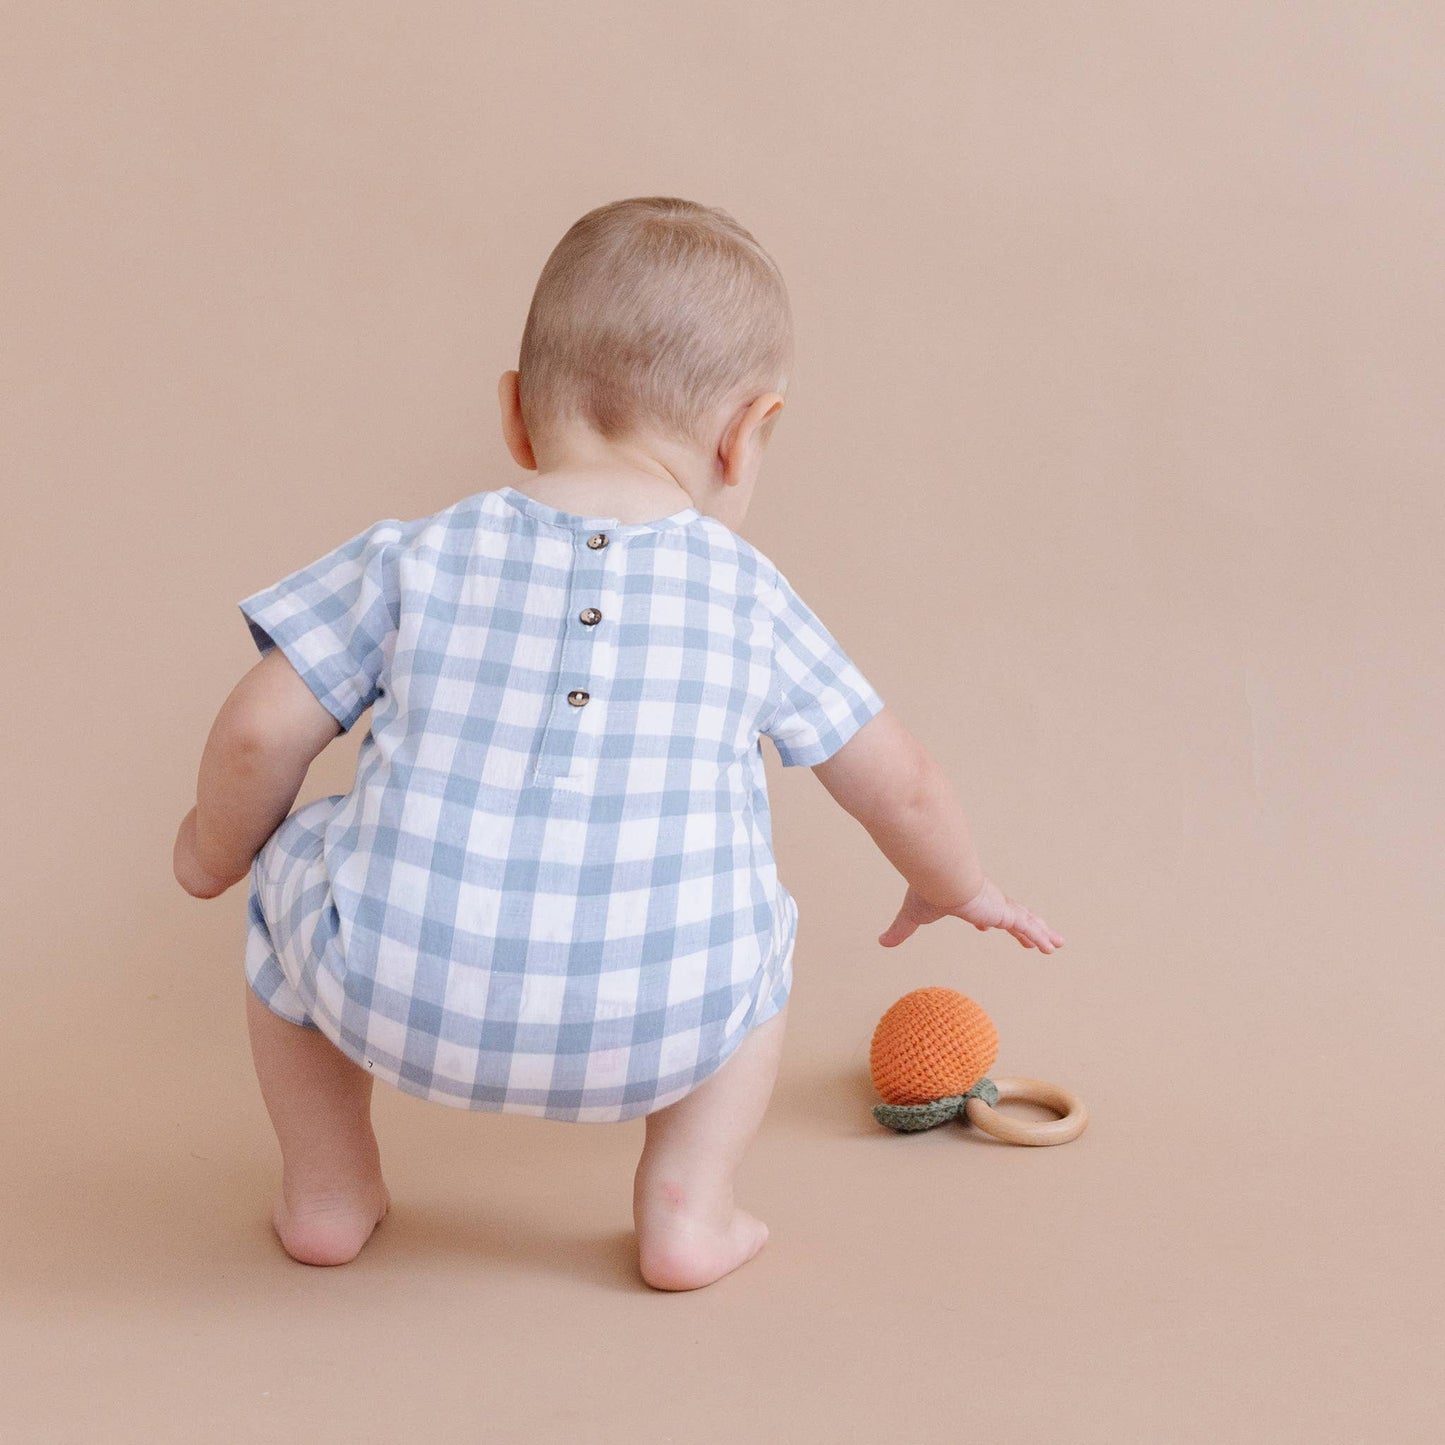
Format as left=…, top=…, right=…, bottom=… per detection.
left=240, top=485, right=885, bottom=1122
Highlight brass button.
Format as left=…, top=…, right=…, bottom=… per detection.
left=579, top=607, right=602, bottom=626
left=586, top=532, right=608, bottom=549
left=567, top=689, right=590, bottom=707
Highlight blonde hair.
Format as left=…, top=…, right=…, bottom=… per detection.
left=517, top=197, right=793, bottom=452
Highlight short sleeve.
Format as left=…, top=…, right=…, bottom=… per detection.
left=237, top=518, right=411, bottom=733
left=759, top=567, right=885, bottom=767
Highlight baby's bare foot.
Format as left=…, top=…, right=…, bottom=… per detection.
left=272, top=1176, right=392, bottom=1267
left=635, top=1182, right=769, bottom=1291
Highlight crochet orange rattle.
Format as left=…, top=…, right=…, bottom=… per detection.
left=870, top=987, right=1087, bottom=1145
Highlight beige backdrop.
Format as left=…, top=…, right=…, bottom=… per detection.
left=4, top=4, right=1439, bottom=1442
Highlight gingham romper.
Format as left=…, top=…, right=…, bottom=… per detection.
left=241, top=485, right=884, bottom=1122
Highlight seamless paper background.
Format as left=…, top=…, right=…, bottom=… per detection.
left=3, top=5, right=1439, bottom=1442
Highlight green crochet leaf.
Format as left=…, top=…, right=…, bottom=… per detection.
left=871, top=1077, right=1000, bottom=1132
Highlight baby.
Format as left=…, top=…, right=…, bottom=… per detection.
left=173, top=196, right=1063, bottom=1292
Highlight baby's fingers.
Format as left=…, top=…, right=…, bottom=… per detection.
left=1012, top=911, right=1063, bottom=954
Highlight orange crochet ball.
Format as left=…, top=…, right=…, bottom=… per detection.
left=870, top=987, right=999, bottom=1105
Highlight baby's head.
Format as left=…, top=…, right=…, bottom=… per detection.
left=499, top=197, right=793, bottom=518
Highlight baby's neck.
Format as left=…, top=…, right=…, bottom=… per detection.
left=517, top=462, right=697, bottom=524
left=522, top=422, right=750, bottom=528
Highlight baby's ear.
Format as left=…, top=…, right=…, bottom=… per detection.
left=497, top=370, right=537, bottom=470
left=748, top=391, right=785, bottom=445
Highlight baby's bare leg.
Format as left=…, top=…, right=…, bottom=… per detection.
left=244, top=984, right=391, bottom=1266
left=632, top=1002, right=788, bottom=1291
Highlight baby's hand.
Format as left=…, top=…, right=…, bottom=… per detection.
left=878, top=879, right=1065, bottom=954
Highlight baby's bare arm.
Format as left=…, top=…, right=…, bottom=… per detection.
left=813, top=708, right=1064, bottom=952
left=174, top=649, right=341, bottom=895
left=811, top=708, right=986, bottom=908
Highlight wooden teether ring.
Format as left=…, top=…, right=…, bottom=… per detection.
left=962, top=1076, right=1087, bottom=1146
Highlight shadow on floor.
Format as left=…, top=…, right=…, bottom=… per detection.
left=5, top=1137, right=652, bottom=1306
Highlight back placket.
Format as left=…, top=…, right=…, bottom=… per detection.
left=531, top=527, right=611, bottom=786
